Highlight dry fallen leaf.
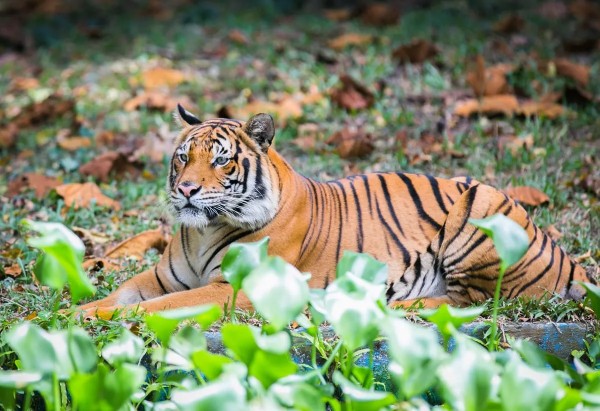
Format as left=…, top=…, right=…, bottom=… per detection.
left=7, top=173, right=60, bottom=199
left=10, top=77, right=39, bottom=91
left=57, top=135, right=92, bottom=151
left=56, top=182, right=121, bottom=211
left=466, top=56, right=514, bottom=96
left=2, top=263, right=22, bottom=278
left=0, top=124, right=18, bottom=148
left=359, top=3, right=400, bottom=26
left=323, top=8, right=353, bottom=22
left=545, top=224, right=563, bottom=241
left=392, top=39, right=439, bottom=64
left=326, top=127, right=374, bottom=159
left=141, top=67, right=186, bottom=89
left=497, top=134, right=534, bottom=156
left=328, top=33, right=373, bottom=51
left=553, top=58, right=590, bottom=87
left=454, top=95, right=520, bottom=117
left=504, top=186, right=550, bottom=206
left=493, top=13, right=525, bottom=33
left=105, top=229, right=170, bottom=260
left=330, top=75, right=374, bottom=111
left=10, top=94, right=75, bottom=128
left=124, top=91, right=191, bottom=112
left=79, top=151, right=141, bottom=182
left=518, top=100, right=565, bottom=119
left=228, top=29, right=249, bottom=45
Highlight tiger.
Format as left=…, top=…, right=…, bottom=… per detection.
left=77, top=104, right=592, bottom=317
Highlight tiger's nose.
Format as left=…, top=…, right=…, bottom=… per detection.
left=178, top=182, right=201, bottom=198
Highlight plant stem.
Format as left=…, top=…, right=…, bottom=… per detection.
left=53, top=373, right=60, bottom=411
left=344, top=347, right=354, bottom=378
left=488, top=265, right=506, bottom=351
left=23, top=387, right=32, bottom=411
left=319, top=340, right=343, bottom=377
left=229, top=290, right=238, bottom=323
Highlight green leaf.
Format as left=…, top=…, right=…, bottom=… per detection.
left=221, top=324, right=260, bottom=365
left=333, top=372, right=395, bottom=411
left=222, top=237, right=269, bottom=291
left=145, top=304, right=221, bottom=345
left=242, top=256, right=309, bottom=330
left=171, top=374, right=247, bottom=411
left=336, top=252, right=388, bottom=285
left=308, top=289, right=326, bottom=327
left=499, top=352, right=561, bottom=411
left=420, top=304, right=483, bottom=347
left=578, top=282, right=600, bottom=319
left=383, top=318, right=446, bottom=399
left=249, top=350, right=297, bottom=388
left=437, top=334, right=500, bottom=411
left=23, top=220, right=95, bottom=303
left=70, top=363, right=146, bottom=411
left=324, top=272, right=385, bottom=351
left=0, top=371, right=43, bottom=388
left=191, top=351, right=233, bottom=380
left=469, top=214, right=529, bottom=271
left=270, top=377, right=326, bottom=411
left=102, top=329, right=145, bottom=367
left=67, top=327, right=97, bottom=374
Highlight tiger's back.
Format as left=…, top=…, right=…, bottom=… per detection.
left=78, top=109, right=592, bottom=315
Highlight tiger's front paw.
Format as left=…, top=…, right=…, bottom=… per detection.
left=71, top=305, right=145, bottom=321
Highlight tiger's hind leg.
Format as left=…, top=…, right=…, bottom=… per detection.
left=387, top=183, right=589, bottom=308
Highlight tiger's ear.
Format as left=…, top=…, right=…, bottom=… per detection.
left=174, top=104, right=202, bottom=127
left=244, top=113, right=275, bottom=151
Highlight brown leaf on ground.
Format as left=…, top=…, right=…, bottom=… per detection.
left=569, top=0, right=600, bottom=21
left=323, top=8, right=353, bottom=22
left=326, top=127, right=374, bottom=159
left=0, top=124, right=18, bottom=148
left=82, top=257, right=120, bottom=273
left=553, top=58, right=590, bottom=87
left=292, top=123, right=323, bottom=152
left=392, top=39, right=439, bottom=64
left=545, top=225, right=564, bottom=241
left=359, top=3, right=400, bottom=26
left=504, top=186, right=550, bottom=206
left=497, top=134, right=534, bottom=156
left=518, top=100, right=565, bottom=119
left=10, top=77, right=39, bottom=91
left=73, top=227, right=112, bottom=256
left=79, top=151, right=141, bottom=182
left=57, top=135, right=92, bottom=151
left=328, top=33, right=373, bottom=51
left=228, top=29, right=249, bottom=45
left=124, top=91, right=191, bottom=112
left=228, top=93, right=304, bottom=125
left=330, top=75, right=374, bottom=111
left=454, top=95, right=520, bottom=117
left=105, top=229, right=170, bottom=260
left=10, top=94, right=75, bottom=128
left=7, top=173, right=60, bottom=199
left=2, top=264, right=22, bottom=278
left=466, top=56, right=514, bottom=96
left=55, top=182, right=121, bottom=211
left=493, top=13, right=525, bottom=33
left=141, top=67, right=186, bottom=89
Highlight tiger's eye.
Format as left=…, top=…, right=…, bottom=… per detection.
left=178, top=153, right=188, bottom=163
left=215, top=157, right=229, bottom=166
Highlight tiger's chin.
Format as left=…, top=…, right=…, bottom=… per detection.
left=176, top=207, right=212, bottom=228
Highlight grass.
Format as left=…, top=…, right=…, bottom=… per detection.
left=0, top=0, right=598, bottom=338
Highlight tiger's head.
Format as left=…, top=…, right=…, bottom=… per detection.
left=168, top=104, right=279, bottom=229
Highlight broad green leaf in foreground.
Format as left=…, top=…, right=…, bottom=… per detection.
left=102, top=329, right=145, bottom=367
left=336, top=251, right=388, bottom=285
left=420, top=304, right=484, bottom=348
left=145, top=304, right=221, bottom=345
left=333, top=372, right=396, bottom=411
left=222, top=237, right=269, bottom=291
left=383, top=317, right=447, bottom=399
left=171, top=374, right=247, bottom=411
left=242, top=256, right=309, bottom=331
left=469, top=214, right=529, bottom=271
left=577, top=282, right=600, bottom=319
left=23, top=219, right=96, bottom=303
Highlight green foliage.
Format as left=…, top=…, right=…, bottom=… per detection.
left=1, top=223, right=599, bottom=410
left=22, top=219, right=96, bottom=304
